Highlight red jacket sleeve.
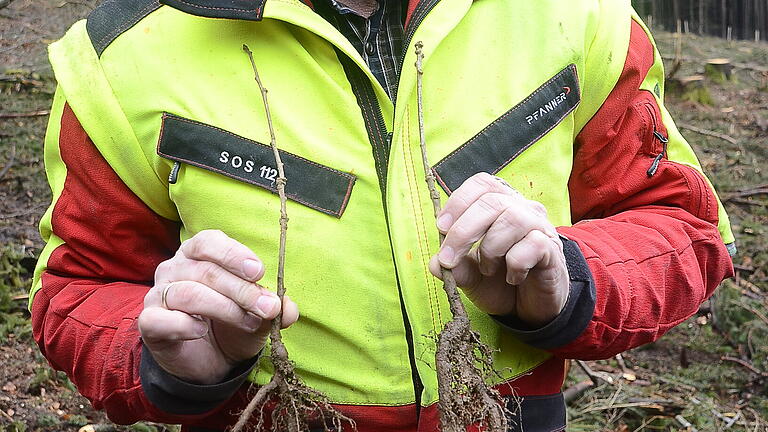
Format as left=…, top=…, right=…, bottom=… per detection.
left=31, top=104, right=249, bottom=427
left=553, top=20, right=734, bottom=360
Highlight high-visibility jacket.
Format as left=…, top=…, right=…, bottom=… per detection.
left=31, top=0, right=735, bottom=430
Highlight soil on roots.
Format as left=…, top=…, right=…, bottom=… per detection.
left=233, top=340, right=354, bottom=432
left=435, top=316, right=512, bottom=432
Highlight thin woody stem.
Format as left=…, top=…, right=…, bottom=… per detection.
left=231, top=379, right=278, bottom=432
left=244, top=44, right=290, bottom=343
left=414, top=41, right=466, bottom=319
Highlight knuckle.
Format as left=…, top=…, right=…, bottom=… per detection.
left=527, top=229, right=551, bottom=246
left=170, top=283, right=198, bottom=308
left=181, top=236, right=202, bottom=258
left=477, top=193, right=503, bottom=213
left=471, top=172, right=496, bottom=188
left=220, top=242, right=240, bottom=265
left=528, top=200, right=548, bottom=217
left=233, top=281, right=258, bottom=309
left=154, top=260, right=174, bottom=280
left=223, top=299, right=246, bottom=322
left=498, top=207, right=522, bottom=228
left=196, top=261, right=221, bottom=286
left=505, top=253, right=526, bottom=271
left=448, top=222, right=474, bottom=244
left=142, top=289, right=156, bottom=308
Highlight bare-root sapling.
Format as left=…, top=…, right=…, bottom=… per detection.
left=232, top=44, right=355, bottom=432
left=414, top=41, right=511, bottom=432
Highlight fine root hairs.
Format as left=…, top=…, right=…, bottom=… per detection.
left=414, top=41, right=513, bottom=432
left=232, top=44, right=355, bottom=432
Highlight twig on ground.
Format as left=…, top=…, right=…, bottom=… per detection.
left=721, top=356, right=768, bottom=377
left=657, top=376, right=698, bottom=392
left=0, top=74, right=44, bottom=87
left=726, top=187, right=768, bottom=200
left=576, top=360, right=614, bottom=385
left=723, top=410, right=741, bottom=429
left=0, top=142, right=16, bottom=181
left=678, top=123, right=740, bottom=146
left=733, top=300, right=768, bottom=326
left=615, top=354, right=637, bottom=381
left=0, top=407, right=13, bottom=421
left=579, top=399, right=678, bottom=415
left=727, top=197, right=765, bottom=206
left=675, top=415, right=699, bottom=432
left=0, top=204, right=47, bottom=219
left=0, top=110, right=50, bottom=119
left=563, top=379, right=594, bottom=404
left=734, top=264, right=756, bottom=272
left=632, top=416, right=665, bottom=432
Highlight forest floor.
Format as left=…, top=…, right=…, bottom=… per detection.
left=1, top=1, right=767, bottom=431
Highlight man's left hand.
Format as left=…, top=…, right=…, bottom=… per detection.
left=428, top=172, right=569, bottom=327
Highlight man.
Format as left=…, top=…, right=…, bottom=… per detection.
left=31, top=0, right=735, bottom=430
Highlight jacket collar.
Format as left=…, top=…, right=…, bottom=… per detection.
left=159, top=0, right=268, bottom=21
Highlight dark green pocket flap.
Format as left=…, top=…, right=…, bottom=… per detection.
left=433, top=64, right=580, bottom=193
left=157, top=114, right=356, bottom=218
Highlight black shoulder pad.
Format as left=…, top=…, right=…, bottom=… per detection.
left=86, top=0, right=161, bottom=57
left=159, top=0, right=265, bottom=21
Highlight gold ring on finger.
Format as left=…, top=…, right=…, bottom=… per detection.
left=161, top=282, right=180, bottom=310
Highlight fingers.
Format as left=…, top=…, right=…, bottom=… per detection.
left=280, top=295, right=299, bottom=329
left=436, top=172, right=518, bottom=233
left=155, top=257, right=277, bottom=319
left=438, top=188, right=556, bottom=271
left=505, top=230, right=563, bottom=285
left=146, top=281, right=277, bottom=332
left=138, top=306, right=209, bottom=343
left=179, top=230, right=265, bottom=281
left=429, top=252, right=482, bottom=289
left=476, top=202, right=553, bottom=276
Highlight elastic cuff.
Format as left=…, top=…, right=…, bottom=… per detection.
left=140, top=344, right=259, bottom=415
left=492, top=235, right=596, bottom=350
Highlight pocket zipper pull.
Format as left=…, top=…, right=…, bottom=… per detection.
left=169, top=161, right=181, bottom=184
left=647, top=131, right=669, bottom=177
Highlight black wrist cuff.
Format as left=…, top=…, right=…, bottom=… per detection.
left=140, top=344, right=259, bottom=415
left=492, top=235, right=596, bottom=350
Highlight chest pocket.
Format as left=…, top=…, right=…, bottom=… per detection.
left=433, top=64, right=580, bottom=194
left=157, top=113, right=356, bottom=218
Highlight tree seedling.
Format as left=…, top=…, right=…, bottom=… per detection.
left=233, top=44, right=354, bottom=432
left=414, top=41, right=511, bottom=432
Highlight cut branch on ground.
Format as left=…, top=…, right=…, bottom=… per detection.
left=0, top=110, right=50, bottom=119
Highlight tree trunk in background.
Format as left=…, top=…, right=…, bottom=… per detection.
left=633, top=0, right=767, bottom=42
left=722, top=0, right=728, bottom=38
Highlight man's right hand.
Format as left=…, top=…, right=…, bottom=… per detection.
left=138, top=230, right=299, bottom=385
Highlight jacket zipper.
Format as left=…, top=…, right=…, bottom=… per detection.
left=644, top=104, right=668, bottom=177
left=394, top=0, right=441, bottom=102
left=168, top=161, right=181, bottom=184
left=336, top=49, right=424, bottom=414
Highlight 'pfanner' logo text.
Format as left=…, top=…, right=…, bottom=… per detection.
left=525, top=87, right=571, bottom=125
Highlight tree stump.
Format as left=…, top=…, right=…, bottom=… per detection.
left=705, top=58, right=735, bottom=83
left=668, top=75, right=713, bottom=106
